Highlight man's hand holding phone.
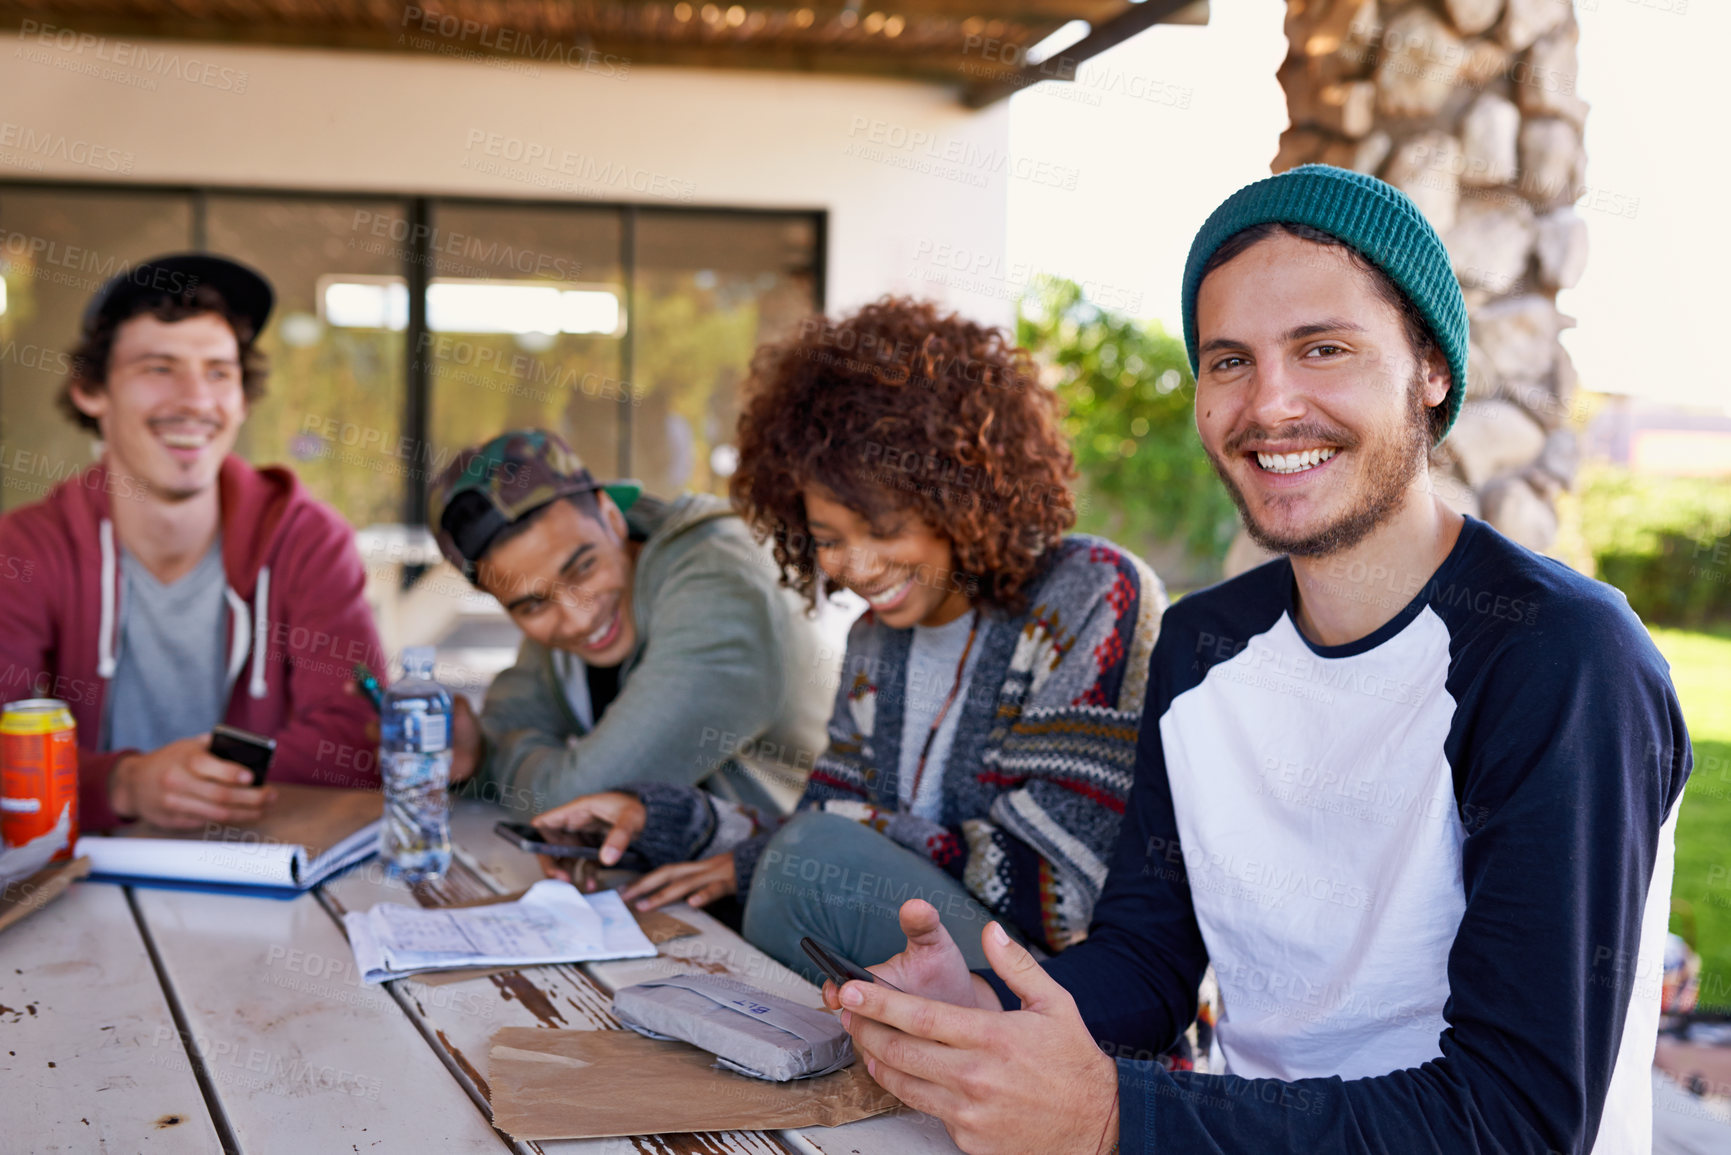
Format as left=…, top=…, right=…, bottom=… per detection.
left=209, top=724, right=275, bottom=786
left=802, top=937, right=905, bottom=993
left=827, top=899, right=1121, bottom=1155
left=819, top=898, right=1000, bottom=1013
left=109, top=733, right=277, bottom=829
left=527, top=791, right=739, bottom=911
left=530, top=791, right=648, bottom=887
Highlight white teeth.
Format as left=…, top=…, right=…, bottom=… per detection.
left=1255, top=448, right=1336, bottom=474
left=586, top=612, right=615, bottom=646
left=156, top=425, right=215, bottom=449
left=865, top=577, right=912, bottom=608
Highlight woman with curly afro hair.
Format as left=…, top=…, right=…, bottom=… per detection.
left=533, top=297, right=1167, bottom=977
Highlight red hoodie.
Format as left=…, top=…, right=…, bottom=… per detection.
left=0, top=455, right=383, bottom=830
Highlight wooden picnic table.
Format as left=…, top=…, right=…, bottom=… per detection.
left=0, top=797, right=962, bottom=1155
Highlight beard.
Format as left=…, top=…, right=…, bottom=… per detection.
left=1207, top=372, right=1432, bottom=559
left=133, top=469, right=217, bottom=504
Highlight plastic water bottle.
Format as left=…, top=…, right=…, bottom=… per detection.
left=379, top=645, right=452, bottom=883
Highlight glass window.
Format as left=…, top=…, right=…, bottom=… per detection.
left=0, top=182, right=823, bottom=532
left=0, top=187, right=193, bottom=510
left=206, top=195, right=410, bottom=531
left=631, top=212, right=820, bottom=497
left=423, top=203, right=626, bottom=488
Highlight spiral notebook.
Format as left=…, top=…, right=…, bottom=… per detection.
left=73, top=784, right=382, bottom=897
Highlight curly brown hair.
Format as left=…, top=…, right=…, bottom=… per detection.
left=731, top=296, right=1077, bottom=613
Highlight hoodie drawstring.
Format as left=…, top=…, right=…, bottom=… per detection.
left=97, top=520, right=118, bottom=679
left=248, top=565, right=270, bottom=700
left=224, top=587, right=250, bottom=692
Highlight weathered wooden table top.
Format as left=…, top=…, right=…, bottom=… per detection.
left=0, top=798, right=962, bottom=1155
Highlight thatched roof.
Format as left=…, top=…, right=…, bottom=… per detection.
left=0, top=0, right=1207, bottom=104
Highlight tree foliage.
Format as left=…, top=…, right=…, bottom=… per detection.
left=1016, top=276, right=1238, bottom=570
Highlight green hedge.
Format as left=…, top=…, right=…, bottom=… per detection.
left=1579, top=465, right=1731, bottom=627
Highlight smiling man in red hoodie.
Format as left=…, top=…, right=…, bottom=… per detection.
left=0, top=253, right=382, bottom=831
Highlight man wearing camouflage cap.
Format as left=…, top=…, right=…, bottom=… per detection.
left=429, top=429, right=831, bottom=833
left=831, top=166, right=1689, bottom=1155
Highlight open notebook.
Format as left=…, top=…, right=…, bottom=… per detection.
left=74, top=784, right=382, bottom=898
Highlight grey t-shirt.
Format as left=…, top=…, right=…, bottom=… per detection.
left=106, top=536, right=229, bottom=753
left=897, top=610, right=985, bottom=821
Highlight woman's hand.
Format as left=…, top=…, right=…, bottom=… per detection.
left=531, top=791, right=647, bottom=886
left=620, top=852, right=737, bottom=911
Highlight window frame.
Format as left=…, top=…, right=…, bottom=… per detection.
left=0, top=177, right=828, bottom=527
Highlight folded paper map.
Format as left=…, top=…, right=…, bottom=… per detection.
left=345, top=879, right=657, bottom=982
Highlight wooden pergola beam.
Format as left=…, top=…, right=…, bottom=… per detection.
left=0, top=0, right=1206, bottom=100
left=961, top=0, right=1204, bottom=108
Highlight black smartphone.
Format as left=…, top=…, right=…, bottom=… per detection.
left=800, top=936, right=903, bottom=993
left=493, top=820, right=651, bottom=870
left=209, top=724, right=276, bottom=787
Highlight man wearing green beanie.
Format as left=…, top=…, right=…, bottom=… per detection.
left=825, top=166, right=1689, bottom=1155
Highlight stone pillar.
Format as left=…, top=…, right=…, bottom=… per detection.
left=1242, top=0, right=1588, bottom=565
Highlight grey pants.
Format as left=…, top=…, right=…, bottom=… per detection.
left=741, top=810, right=1002, bottom=987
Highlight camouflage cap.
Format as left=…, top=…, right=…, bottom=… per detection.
left=428, top=429, right=642, bottom=583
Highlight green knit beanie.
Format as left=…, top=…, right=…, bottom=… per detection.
left=1180, top=164, right=1468, bottom=444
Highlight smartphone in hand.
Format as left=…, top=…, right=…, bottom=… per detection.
left=801, top=936, right=904, bottom=993
left=209, top=724, right=276, bottom=787
left=493, top=820, right=651, bottom=871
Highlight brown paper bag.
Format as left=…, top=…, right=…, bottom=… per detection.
left=0, top=857, right=92, bottom=936
left=486, top=1025, right=900, bottom=1140
left=632, top=906, right=703, bottom=945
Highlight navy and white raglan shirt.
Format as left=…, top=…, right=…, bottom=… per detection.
left=991, top=516, right=1691, bottom=1153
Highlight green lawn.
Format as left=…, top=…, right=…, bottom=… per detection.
left=1654, top=627, right=1731, bottom=1006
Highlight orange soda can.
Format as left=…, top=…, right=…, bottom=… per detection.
left=1, top=698, right=79, bottom=860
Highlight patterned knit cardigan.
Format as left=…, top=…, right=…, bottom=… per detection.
left=631, top=534, right=1165, bottom=953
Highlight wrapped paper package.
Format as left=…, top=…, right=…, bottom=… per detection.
left=613, top=973, right=855, bottom=1081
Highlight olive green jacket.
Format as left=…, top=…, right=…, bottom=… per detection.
left=466, top=493, right=831, bottom=817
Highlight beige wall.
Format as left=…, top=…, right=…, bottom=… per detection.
left=0, top=30, right=1013, bottom=322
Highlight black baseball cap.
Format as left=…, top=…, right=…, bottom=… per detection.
left=81, top=253, right=274, bottom=337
